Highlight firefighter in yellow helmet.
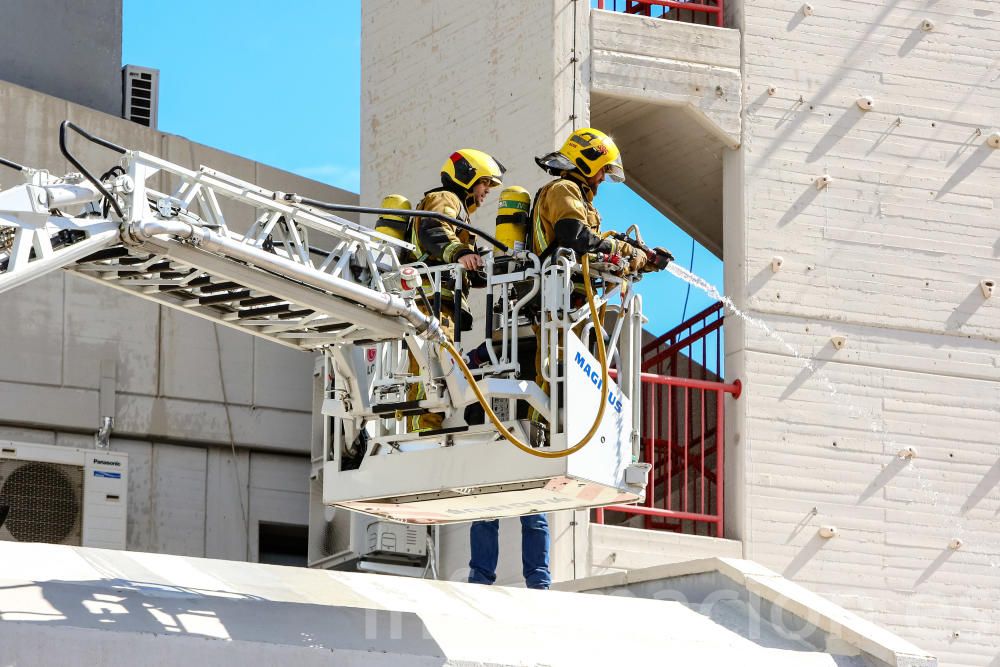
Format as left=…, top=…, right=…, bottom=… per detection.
left=534, top=128, right=635, bottom=268
left=528, top=127, right=672, bottom=423
left=406, top=148, right=505, bottom=433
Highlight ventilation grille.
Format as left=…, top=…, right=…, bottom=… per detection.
left=0, top=460, right=84, bottom=545
left=122, top=65, right=159, bottom=129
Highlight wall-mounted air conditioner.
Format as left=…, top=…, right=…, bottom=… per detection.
left=0, top=441, right=127, bottom=550
left=308, top=471, right=432, bottom=577
left=122, top=65, right=159, bottom=129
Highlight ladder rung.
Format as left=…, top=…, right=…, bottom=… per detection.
left=157, top=283, right=199, bottom=293
left=78, top=246, right=130, bottom=263
left=240, top=295, right=283, bottom=307
left=200, top=281, right=242, bottom=293
left=315, top=322, right=352, bottom=333
left=237, top=304, right=289, bottom=318
left=199, top=289, right=251, bottom=305
left=118, top=261, right=172, bottom=276
left=147, top=263, right=181, bottom=275
left=278, top=309, right=314, bottom=319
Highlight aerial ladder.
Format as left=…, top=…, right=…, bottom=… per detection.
left=0, top=122, right=651, bottom=524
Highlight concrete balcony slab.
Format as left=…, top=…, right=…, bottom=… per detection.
left=590, top=9, right=742, bottom=257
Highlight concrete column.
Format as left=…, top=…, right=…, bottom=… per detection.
left=361, top=0, right=589, bottom=585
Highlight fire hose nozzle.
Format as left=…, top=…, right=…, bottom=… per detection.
left=648, top=247, right=674, bottom=271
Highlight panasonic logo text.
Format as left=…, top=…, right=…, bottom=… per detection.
left=93, top=458, right=122, bottom=467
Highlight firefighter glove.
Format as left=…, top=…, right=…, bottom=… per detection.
left=629, top=249, right=648, bottom=273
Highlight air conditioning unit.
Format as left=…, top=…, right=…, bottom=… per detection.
left=307, top=358, right=433, bottom=577
left=353, top=514, right=428, bottom=575
left=122, top=65, right=160, bottom=129
left=308, top=470, right=431, bottom=577
left=0, top=441, right=127, bottom=550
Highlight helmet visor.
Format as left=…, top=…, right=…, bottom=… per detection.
left=488, top=157, right=506, bottom=186
left=604, top=156, right=625, bottom=183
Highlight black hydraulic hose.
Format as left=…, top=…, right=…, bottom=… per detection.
left=59, top=121, right=126, bottom=219
left=62, top=120, right=127, bottom=155
left=453, top=275, right=463, bottom=346
left=483, top=291, right=494, bottom=344
left=0, top=157, right=26, bottom=172
left=415, top=285, right=435, bottom=317
left=284, top=195, right=510, bottom=253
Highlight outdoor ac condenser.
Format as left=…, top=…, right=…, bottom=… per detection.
left=357, top=514, right=427, bottom=560
left=121, top=65, right=160, bottom=129
left=308, top=474, right=431, bottom=577
left=0, top=441, right=127, bottom=550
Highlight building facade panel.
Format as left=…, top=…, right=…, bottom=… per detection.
left=726, top=2, right=1000, bottom=663
left=0, top=79, right=356, bottom=565
left=0, top=0, right=122, bottom=116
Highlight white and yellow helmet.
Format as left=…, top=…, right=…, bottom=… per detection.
left=536, top=127, right=625, bottom=183
left=441, top=148, right=506, bottom=191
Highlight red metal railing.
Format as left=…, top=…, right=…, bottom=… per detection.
left=643, top=302, right=724, bottom=379
left=596, top=0, right=725, bottom=28
left=595, top=372, right=741, bottom=537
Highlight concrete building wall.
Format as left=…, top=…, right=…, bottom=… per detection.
left=364, top=1, right=1000, bottom=662
left=0, top=81, right=356, bottom=561
left=361, top=0, right=590, bottom=586
left=729, top=2, right=1000, bottom=665
left=0, top=0, right=123, bottom=116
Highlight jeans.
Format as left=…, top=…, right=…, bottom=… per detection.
left=468, top=514, right=550, bottom=590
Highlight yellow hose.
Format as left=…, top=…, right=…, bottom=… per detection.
left=439, top=254, right=608, bottom=459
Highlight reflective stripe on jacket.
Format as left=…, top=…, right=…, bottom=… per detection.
left=531, top=176, right=601, bottom=258
left=411, top=189, right=477, bottom=265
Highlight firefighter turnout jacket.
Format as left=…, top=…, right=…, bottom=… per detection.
left=410, top=187, right=478, bottom=265
left=531, top=175, right=619, bottom=260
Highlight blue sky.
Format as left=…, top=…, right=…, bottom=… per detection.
left=122, top=1, right=722, bottom=337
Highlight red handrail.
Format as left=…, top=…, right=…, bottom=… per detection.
left=644, top=317, right=723, bottom=371
left=595, top=372, right=740, bottom=537
left=596, top=0, right=725, bottom=28
left=642, top=301, right=724, bottom=380
left=638, top=371, right=741, bottom=396
left=643, top=302, right=723, bottom=355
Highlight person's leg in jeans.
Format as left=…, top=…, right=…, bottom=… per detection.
left=468, top=519, right=500, bottom=585
left=520, top=513, right=551, bottom=589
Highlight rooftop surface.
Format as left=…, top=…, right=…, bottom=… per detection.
left=0, top=541, right=935, bottom=666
